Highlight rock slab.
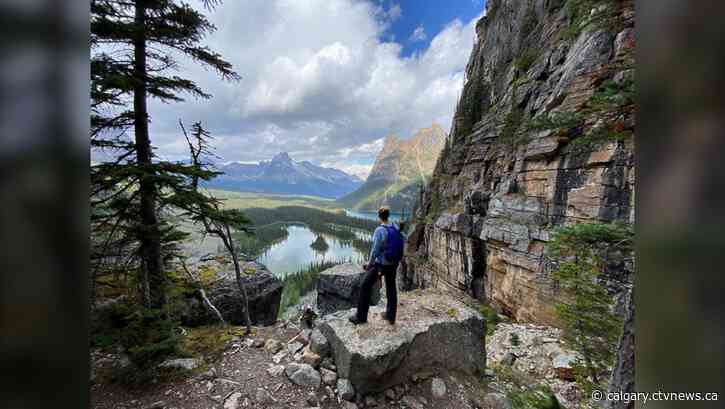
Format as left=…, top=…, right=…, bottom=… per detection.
left=183, top=261, right=283, bottom=326
left=318, top=290, right=486, bottom=393
left=316, top=263, right=380, bottom=316
left=285, top=363, right=321, bottom=388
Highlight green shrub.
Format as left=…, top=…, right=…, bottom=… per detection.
left=516, top=49, right=538, bottom=73
left=278, top=260, right=342, bottom=317
left=547, top=222, right=632, bottom=394
left=501, top=105, right=524, bottom=143
left=508, top=386, right=562, bottom=409
left=510, top=332, right=521, bottom=347
left=479, top=304, right=504, bottom=336
left=564, top=0, right=622, bottom=40
left=119, top=308, right=183, bottom=368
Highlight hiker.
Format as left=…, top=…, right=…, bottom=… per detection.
left=349, top=207, right=405, bottom=325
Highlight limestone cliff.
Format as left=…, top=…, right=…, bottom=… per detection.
left=403, top=0, right=635, bottom=327
left=338, top=124, right=446, bottom=212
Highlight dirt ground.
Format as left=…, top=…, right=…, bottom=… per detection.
left=90, top=322, right=491, bottom=409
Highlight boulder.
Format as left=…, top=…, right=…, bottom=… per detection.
left=158, top=358, right=200, bottom=371
left=320, top=367, right=337, bottom=386
left=271, top=350, right=287, bottom=364
left=316, top=263, right=380, bottom=315
left=430, top=377, right=447, bottom=399
left=317, top=290, right=486, bottom=394
left=223, top=392, right=242, bottom=409
left=302, top=346, right=322, bottom=368
left=266, top=364, right=285, bottom=377
left=481, top=393, right=512, bottom=409
left=337, top=378, right=355, bottom=401
left=309, top=328, right=330, bottom=356
left=288, top=341, right=304, bottom=355
left=182, top=261, right=283, bottom=326
left=553, top=353, right=577, bottom=381
left=264, top=339, right=283, bottom=354
left=285, top=363, right=321, bottom=388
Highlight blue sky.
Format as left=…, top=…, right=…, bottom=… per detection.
left=381, top=0, right=485, bottom=57
left=139, top=0, right=485, bottom=179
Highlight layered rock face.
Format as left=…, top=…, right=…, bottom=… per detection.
left=317, top=290, right=486, bottom=394
left=403, top=0, right=635, bottom=326
left=182, top=261, right=283, bottom=326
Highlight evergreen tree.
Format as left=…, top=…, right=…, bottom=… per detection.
left=180, top=121, right=254, bottom=333
left=547, top=222, right=633, bottom=394
left=90, top=0, right=240, bottom=309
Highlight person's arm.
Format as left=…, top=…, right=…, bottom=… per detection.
left=367, top=227, right=384, bottom=267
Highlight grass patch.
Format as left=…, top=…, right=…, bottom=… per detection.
left=509, top=386, right=562, bottom=409
left=180, top=325, right=252, bottom=362
left=564, top=0, right=623, bottom=40
left=492, top=365, right=562, bottom=409
left=207, top=189, right=338, bottom=210
left=479, top=304, right=506, bottom=336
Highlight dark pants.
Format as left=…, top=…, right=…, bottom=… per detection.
left=356, top=263, right=398, bottom=322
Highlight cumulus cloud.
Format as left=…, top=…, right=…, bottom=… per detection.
left=410, top=25, right=427, bottom=42
left=145, top=0, right=480, bottom=171
left=322, top=162, right=374, bottom=180
left=387, top=3, right=402, bottom=21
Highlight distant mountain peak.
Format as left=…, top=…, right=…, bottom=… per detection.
left=206, top=152, right=362, bottom=199
left=338, top=123, right=447, bottom=212
left=271, top=152, right=293, bottom=164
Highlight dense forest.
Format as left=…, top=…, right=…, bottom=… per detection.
left=234, top=206, right=377, bottom=257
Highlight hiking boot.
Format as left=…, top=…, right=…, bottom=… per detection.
left=379, top=312, right=395, bottom=325
left=348, top=316, right=366, bottom=325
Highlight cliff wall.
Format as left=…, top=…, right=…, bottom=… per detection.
left=402, top=0, right=635, bottom=326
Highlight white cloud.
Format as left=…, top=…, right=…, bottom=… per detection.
left=145, top=0, right=481, bottom=169
left=409, top=25, right=427, bottom=42
left=322, top=162, right=374, bottom=179
left=387, top=3, right=402, bottom=21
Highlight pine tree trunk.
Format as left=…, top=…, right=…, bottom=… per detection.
left=134, top=1, right=164, bottom=309
left=226, top=225, right=252, bottom=334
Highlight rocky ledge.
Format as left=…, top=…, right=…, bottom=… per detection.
left=316, top=263, right=380, bottom=316
left=317, top=289, right=486, bottom=394
left=181, top=261, right=283, bottom=326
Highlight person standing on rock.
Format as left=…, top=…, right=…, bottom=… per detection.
left=349, top=207, right=405, bottom=325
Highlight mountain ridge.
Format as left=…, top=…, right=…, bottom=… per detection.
left=206, top=152, right=363, bottom=199
left=338, top=123, right=447, bottom=212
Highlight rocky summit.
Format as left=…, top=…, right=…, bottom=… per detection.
left=317, top=289, right=486, bottom=394
left=337, top=123, right=446, bottom=212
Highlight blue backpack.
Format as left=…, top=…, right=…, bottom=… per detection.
left=383, top=225, right=405, bottom=264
